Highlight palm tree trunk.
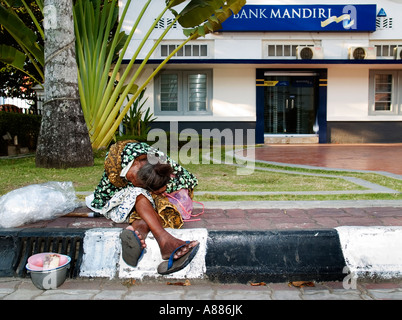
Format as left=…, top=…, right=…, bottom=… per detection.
left=36, top=0, right=93, bottom=168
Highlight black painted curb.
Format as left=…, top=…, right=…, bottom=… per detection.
left=206, top=230, right=346, bottom=283
left=0, top=228, right=346, bottom=283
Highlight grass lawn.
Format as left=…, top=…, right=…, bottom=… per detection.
left=0, top=154, right=105, bottom=194
left=1, top=148, right=402, bottom=202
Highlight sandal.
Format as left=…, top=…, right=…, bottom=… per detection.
left=120, top=229, right=145, bottom=267
left=157, top=241, right=200, bottom=275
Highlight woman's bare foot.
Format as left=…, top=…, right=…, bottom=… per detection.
left=157, top=232, right=199, bottom=260
left=127, top=219, right=150, bottom=249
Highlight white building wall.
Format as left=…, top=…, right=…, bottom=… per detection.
left=327, top=65, right=402, bottom=122
left=143, top=64, right=256, bottom=122
left=327, top=66, right=370, bottom=121
left=121, top=0, right=402, bottom=60
left=119, top=0, right=402, bottom=138
left=212, top=67, right=256, bottom=120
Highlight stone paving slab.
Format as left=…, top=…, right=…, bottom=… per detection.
left=2, top=277, right=402, bottom=300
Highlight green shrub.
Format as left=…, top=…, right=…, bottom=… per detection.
left=0, top=111, right=41, bottom=155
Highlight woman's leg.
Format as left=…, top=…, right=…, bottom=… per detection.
left=134, top=194, right=199, bottom=260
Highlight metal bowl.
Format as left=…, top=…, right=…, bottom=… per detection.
left=26, top=253, right=71, bottom=290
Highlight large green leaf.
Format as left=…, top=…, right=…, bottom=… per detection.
left=0, top=43, right=42, bottom=84
left=177, top=0, right=225, bottom=27
left=0, top=4, right=44, bottom=66
left=0, top=44, right=26, bottom=68
left=179, top=0, right=246, bottom=38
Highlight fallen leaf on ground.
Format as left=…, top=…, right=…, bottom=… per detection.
left=122, top=279, right=136, bottom=287
left=289, top=281, right=315, bottom=288
left=166, top=280, right=191, bottom=286
left=250, top=282, right=267, bottom=286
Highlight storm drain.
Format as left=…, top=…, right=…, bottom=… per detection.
left=0, top=228, right=87, bottom=278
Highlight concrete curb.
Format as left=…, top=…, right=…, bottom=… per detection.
left=1, top=226, right=402, bottom=283
left=205, top=229, right=345, bottom=283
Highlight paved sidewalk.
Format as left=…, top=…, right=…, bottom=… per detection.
left=2, top=277, right=402, bottom=300
left=18, top=202, right=402, bottom=231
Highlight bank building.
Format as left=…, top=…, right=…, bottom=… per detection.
left=121, top=0, right=402, bottom=144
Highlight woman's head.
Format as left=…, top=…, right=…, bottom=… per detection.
left=136, top=162, right=173, bottom=193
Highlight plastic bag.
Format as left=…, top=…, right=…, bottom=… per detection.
left=165, top=189, right=194, bottom=220
left=164, top=189, right=205, bottom=222
left=0, top=181, right=78, bottom=228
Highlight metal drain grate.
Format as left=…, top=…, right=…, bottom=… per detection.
left=1, top=228, right=87, bottom=278
left=14, top=236, right=84, bottom=278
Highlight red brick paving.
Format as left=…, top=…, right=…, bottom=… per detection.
left=17, top=206, right=402, bottom=231
left=238, top=143, right=402, bottom=175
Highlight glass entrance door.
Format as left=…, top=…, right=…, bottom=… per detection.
left=264, top=73, right=318, bottom=134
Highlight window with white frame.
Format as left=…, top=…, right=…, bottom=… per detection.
left=264, top=42, right=317, bottom=58
left=158, top=43, right=210, bottom=58
left=374, top=44, right=402, bottom=59
left=369, top=70, right=402, bottom=115
left=154, top=70, right=212, bottom=115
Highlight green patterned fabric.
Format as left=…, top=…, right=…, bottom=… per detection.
left=91, top=142, right=198, bottom=209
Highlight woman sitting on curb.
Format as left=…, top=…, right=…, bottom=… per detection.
left=86, top=140, right=199, bottom=275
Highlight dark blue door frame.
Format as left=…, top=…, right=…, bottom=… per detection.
left=256, top=68, right=327, bottom=144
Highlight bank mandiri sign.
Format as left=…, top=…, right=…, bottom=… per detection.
left=220, top=4, right=377, bottom=32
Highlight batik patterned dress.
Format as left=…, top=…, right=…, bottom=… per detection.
left=90, top=141, right=198, bottom=228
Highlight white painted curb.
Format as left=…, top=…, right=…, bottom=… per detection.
left=79, top=228, right=208, bottom=280
left=336, top=226, right=402, bottom=279
left=78, top=227, right=402, bottom=281
left=79, top=228, right=122, bottom=279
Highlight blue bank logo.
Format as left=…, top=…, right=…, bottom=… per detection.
left=221, top=4, right=377, bottom=32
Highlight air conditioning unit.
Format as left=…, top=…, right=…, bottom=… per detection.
left=296, top=46, right=324, bottom=60
left=348, top=47, right=376, bottom=60
left=394, top=47, right=402, bottom=60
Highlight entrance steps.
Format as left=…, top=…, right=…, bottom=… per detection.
left=264, top=134, right=319, bottom=144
